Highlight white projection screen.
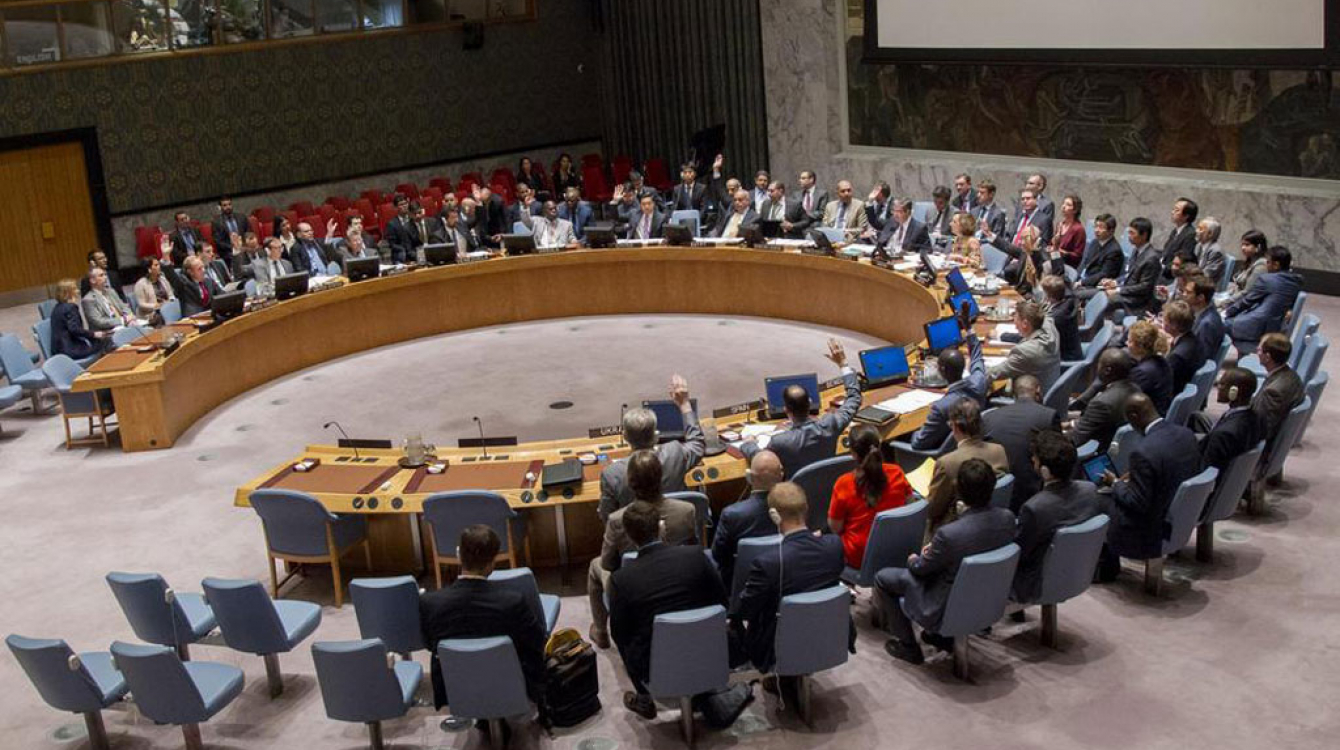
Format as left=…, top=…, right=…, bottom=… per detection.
left=864, top=0, right=1340, bottom=66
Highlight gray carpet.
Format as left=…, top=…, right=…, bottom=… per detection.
left=0, top=301, right=1337, bottom=750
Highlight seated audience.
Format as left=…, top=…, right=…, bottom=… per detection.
left=741, top=339, right=861, bottom=478
left=272, top=216, right=297, bottom=252
left=338, top=229, right=377, bottom=265
left=946, top=211, right=983, bottom=268
left=1007, top=187, right=1052, bottom=247
left=557, top=187, right=594, bottom=241
left=750, top=170, right=770, bottom=212
left=828, top=424, right=914, bottom=569
left=951, top=173, right=976, bottom=213
left=551, top=153, right=582, bottom=195
left=1160, top=197, right=1200, bottom=274
left=876, top=458, right=1016, bottom=664
left=1127, top=320, right=1174, bottom=415
left=711, top=189, right=759, bottom=238
left=164, top=255, right=225, bottom=316
left=410, top=200, right=447, bottom=251
left=1250, top=332, right=1306, bottom=445
left=1183, top=273, right=1226, bottom=364
left=517, top=155, right=548, bottom=193
left=624, top=193, right=666, bottom=240
left=1100, top=218, right=1162, bottom=319
left=511, top=182, right=543, bottom=230
left=925, top=185, right=953, bottom=236
left=983, top=223, right=1064, bottom=294
left=79, top=249, right=129, bottom=304
left=609, top=500, right=727, bottom=719
left=1225, top=246, right=1303, bottom=349
left=51, top=278, right=109, bottom=359
left=1025, top=173, right=1056, bottom=229
left=759, top=180, right=807, bottom=237
left=822, top=180, right=870, bottom=235
left=1161, top=301, right=1202, bottom=395
left=988, top=300, right=1061, bottom=391
left=714, top=450, right=785, bottom=588
left=926, top=399, right=1009, bottom=534
left=82, top=267, right=136, bottom=332
left=1013, top=431, right=1109, bottom=602
left=1193, top=216, right=1227, bottom=285
left=230, top=231, right=264, bottom=280
left=442, top=207, right=480, bottom=257
left=471, top=185, right=508, bottom=248
left=288, top=221, right=335, bottom=275
left=608, top=182, right=639, bottom=230
left=864, top=181, right=893, bottom=232
left=1222, top=229, right=1269, bottom=307
left=1068, top=348, right=1141, bottom=450
left=598, top=374, right=705, bottom=521
left=796, top=170, right=828, bottom=226
left=532, top=200, right=579, bottom=249
left=983, top=375, right=1062, bottom=509
left=1073, top=213, right=1125, bottom=297
left=199, top=243, right=232, bottom=288
left=1041, top=275, right=1083, bottom=362
left=133, top=257, right=175, bottom=321
left=973, top=179, right=1007, bottom=237
left=909, top=317, right=986, bottom=450
left=1201, top=366, right=1263, bottom=472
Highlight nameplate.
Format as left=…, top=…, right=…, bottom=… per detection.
left=820, top=376, right=845, bottom=391
left=712, top=400, right=762, bottom=419
left=588, top=424, right=623, bottom=439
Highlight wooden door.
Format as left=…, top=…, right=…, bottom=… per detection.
left=0, top=141, right=99, bottom=294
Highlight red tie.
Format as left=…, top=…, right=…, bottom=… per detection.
left=199, top=281, right=210, bottom=305
left=1014, top=211, right=1031, bottom=244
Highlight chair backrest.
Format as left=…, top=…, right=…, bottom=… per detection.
left=1190, top=360, right=1218, bottom=409
left=1215, top=335, right=1231, bottom=367
left=1287, top=291, right=1308, bottom=338
left=512, top=221, right=532, bottom=235
left=105, top=572, right=203, bottom=648
left=791, top=455, right=858, bottom=531
left=731, top=534, right=783, bottom=610
left=0, top=334, right=38, bottom=379
left=853, top=500, right=928, bottom=586
left=249, top=489, right=338, bottom=557
left=990, top=473, right=1015, bottom=509
left=325, top=260, right=342, bottom=276
left=1085, top=320, right=1114, bottom=361
left=437, top=637, right=531, bottom=719
left=1202, top=442, right=1265, bottom=525
left=1166, top=383, right=1198, bottom=427
left=665, top=491, right=711, bottom=542
left=1111, top=424, right=1142, bottom=475
left=350, top=576, right=425, bottom=654
left=160, top=299, right=182, bottom=324
left=244, top=279, right=259, bottom=298
left=32, top=319, right=53, bottom=360
left=422, top=491, right=517, bottom=556
left=1297, top=334, right=1329, bottom=385
left=108, top=641, right=207, bottom=724
left=40, top=354, right=81, bottom=392
left=938, top=543, right=1020, bottom=638
left=201, top=578, right=289, bottom=655
left=111, top=327, right=142, bottom=347
left=311, top=639, right=410, bottom=723
left=6, top=635, right=112, bottom=713
left=1297, top=371, right=1329, bottom=447
left=37, top=299, right=57, bottom=320
left=1037, top=514, right=1110, bottom=605
left=1261, top=396, right=1312, bottom=479
left=486, top=568, right=547, bottom=633
left=911, top=201, right=934, bottom=224
left=649, top=604, right=729, bottom=699
left=981, top=243, right=1009, bottom=275
left=775, top=585, right=851, bottom=677
left=669, top=209, right=701, bottom=237
left=1217, top=256, right=1236, bottom=292
left=1288, top=314, right=1321, bottom=369
left=1162, top=467, right=1219, bottom=555
left=1081, top=293, right=1109, bottom=332
left=1046, top=363, right=1090, bottom=420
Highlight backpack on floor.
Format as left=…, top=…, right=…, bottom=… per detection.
left=542, top=628, right=601, bottom=727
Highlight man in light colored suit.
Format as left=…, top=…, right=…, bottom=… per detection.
left=925, top=399, right=1009, bottom=535
left=82, top=267, right=136, bottom=331
left=711, top=189, right=759, bottom=239
left=588, top=450, right=699, bottom=649
left=532, top=200, right=578, bottom=248
left=252, top=237, right=295, bottom=292
left=820, top=180, right=870, bottom=236
left=597, top=374, right=706, bottom=520
left=988, top=300, right=1061, bottom=391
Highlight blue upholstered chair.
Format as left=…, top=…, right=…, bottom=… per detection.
left=423, top=491, right=525, bottom=589
left=488, top=567, right=560, bottom=634
left=350, top=576, right=426, bottom=658
left=774, top=585, right=851, bottom=723
left=980, top=243, right=1009, bottom=275
left=1079, top=293, right=1109, bottom=339
left=1127, top=467, right=1218, bottom=595
left=0, top=384, right=21, bottom=436
left=326, top=260, right=343, bottom=276
left=889, top=432, right=954, bottom=475
left=1, top=333, right=51, bottom=412
left=1044, top=364, right=1089, bottom=425
left=512, top=220, right=532, bottom=235
left=791, top=455, right=857, bottom=531
left=910, top=543, right=1020, bottom=680
left=1296, top=371, right=1328, bottom=448
left=1215, top=335, right=1232, bottom=368
left=1217, top=256, right=1236, bottom=292
left=37, top=298, right=58, bottom=319
left=160, top=299, right=182, bottom=324
left=911, top=201, right=934, bottom=224
left=1166, top=384, right=1198, bottom=427
left=649, top=604, right=730, bottom=745
left=110, top=327, right=143, bottom=347
left=730, top=534, right=782, bottom=612
left=1189, top=360, right=1219, bottom=410
left=43, top=354, right=116, bottom=449
left=1196, top=442, right=1264, bottom=562
left=201, top=577, right=322, bottom=697
left=1019, top=514, right=1109, bottom=647
left=105, top=572, right=216, bottom=661
left=670, top=209, right=702, bottom=237
left=1286, top=291, right=1308, bottom=338
left=312, top=639, right=421, bottom=750
left=245, top=279, right=259, bottom=298
left=665, top=490, right=712, bottom=544
left=248, top=489, right=371, bottom=608
left=1238, top=313, right=1316, bottom=380
left=990, top=474, right=1015, bottom=509
left=7, top=635, right=128, bottom=750
left=109, top=640, right=244, bottom=750
left=1297, top=334, right=1328, bottom=386
left=1109, top=424, right=1142, bottom=476
left=842, top=500, right=928, bottom=588
left=1248, top=397, right=1312, bottom=515
left=437, top=637, right=532, bottom=741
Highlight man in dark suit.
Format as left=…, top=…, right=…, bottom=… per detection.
left=910, top=320, right=988, bottom=450
left=1096, top=393, right=1202, bottom=580
left=1013, top=431, right=1109, bottom=602
left=169, top=211, right=203, bottom=266
left=230, top=232, right=264, bottom=282
left=1225, top=246, right=1304, bottom=348
left=749, top=170, right=771, bottom=213
left=508, top=183, right=543, bottom=231
left=668, top=162, right=707, bottom=213
left=608, top=183, right=640, bottom=232
left=198, top=244, right=232, bottom=288
left=1024, top=173, right=1056, bottom=231
left=864, top=181, right=893, bottom=234
left=952, top=173, right=978, bottom=214
left=610, top=500, right=729, bottom=719
left=287, top=221, right=334, bottom=276
left=1008, top=187, right=1053, bottom=247
left=734, top=482, right=846, bottom=672
left=164, top=255, right=225, bottom=316
left=983, top=375, right=1062, bottom=509
left=713, top=450, right=784, bottom=589
left=624, top=193, right=666, bottom=240
left=1182, top=273, right=1226, bottom=364
left=757, top=181, right=810, bottom=238
left=211, top=197, right=246, bottom=264
left=419, top=525, right=547, bottom=715
left=1250, top=332, right=1306, bottom=445
left=740, top=339, right=861, bottom=478
left=710, top=189, right=759, bottom=238
left=876, top=198, right=932, bottom=254
left=1101, top=218, right=1162, bottom=319
left=557, top=187, right=595, bottom=242
left=409, top=202, right=446, bottom=251
left=925, top=185, right=954, bottom=237
left=78, top=249, right=130, bottom=304
left=1042, top=275, right=1083, bottom=362
left=1201, top=367, right=1263, bottom=472
left=795, top=170, right=828, bottom=228
left=973, top=180, right=1008, bottom=238
left=875, top=458, right=1017, bottom=663
left=1160, top=198, right=1199, bottom=275
left=1162, top=301, right=1203, bottom=395
left=442, top=207, right=480, bottom=259
left=1068, top=348, right=1142, bottom=451
left=1075, top=213, right=1125, bottom=293
left=471, top=186, right=508, bottom=248
left=382, top=195, right=415, bottom=264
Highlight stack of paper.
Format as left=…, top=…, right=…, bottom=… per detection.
left=769, top=238, right=814, bottom=248
left=874, top=390, right=942, bottom=415
left=846, top=243, right=877, bottom=256
left=616, top=239, right=665, bottom=246
left=730, top=423, right=781, bottom=451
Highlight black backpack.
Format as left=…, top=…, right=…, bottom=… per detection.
left=542, top=628, right=601, bottom=728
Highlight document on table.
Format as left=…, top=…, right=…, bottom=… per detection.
left=874, top=390, right=942, bottom=415
left=617, top=239, right=665, bottom=247
left=307, top=275, right=333, bottom=289
left=732, top=422, right=782, bottom=450
left=846, top=243, right=878, bottom=256
left=906, top=457, right=936, bottom=496
left=768, top=238, right=814, bottom=248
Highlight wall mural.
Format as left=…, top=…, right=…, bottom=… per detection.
left=845, top=30, right=1340, bottom=180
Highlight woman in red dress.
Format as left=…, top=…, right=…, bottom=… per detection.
left=1051, top=194, right=1087, bottom=267
left=827, top=424, right=915, bottom=569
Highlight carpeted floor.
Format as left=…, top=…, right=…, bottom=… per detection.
left=0, top=302, right=1337, bottom=750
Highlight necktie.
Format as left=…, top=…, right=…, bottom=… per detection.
left=184, top=231, right=195, bottom=250
left=804, top=190, right=812, bottom=213
left=1014, top=211, right=1031, bottom=244
left=835, top=204, right=846, bottom=228
left=894, top=224, right=906, bottom=249
left=226, top=216, right=237, bottom=234
left=199, top=281, right=210, bottom=306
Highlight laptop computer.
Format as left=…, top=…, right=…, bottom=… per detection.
left=585, top=225, right=618, bottom=248
left=501, top=234, right=537, bottom=256
left=945, top=266, right=970, bottom=295
left=949, top=290, right=979, bottom=319
left=275, top=271, right=309, bottom=301
left=924, top=315, right=964, bottom=354
left=345, top=256, right=380, bottom=281
left=641, top=398, right=700, bottom=442
left=209, top=290, right=246, bottom=322
left=859, top=345, right=912, bottom=387
left=758, top=219, right=783, bottom=239
left=763, top=373, right=821, bottom=420
left=663, top=223, right=695, bottom=247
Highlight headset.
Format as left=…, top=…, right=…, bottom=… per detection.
left=1228, top=384, right=1240, bottom=401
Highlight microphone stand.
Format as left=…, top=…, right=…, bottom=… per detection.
left=619, top=404, right=627, bottom=448
left=323, top=421, right=359, bottom=459
left=473, top=416, right=489, bottom=459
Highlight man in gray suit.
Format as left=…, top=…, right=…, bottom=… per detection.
left=988, top=300, right=1061, bottom=391
left=82, top=267, right=136, bottom=332
left=983, top=375, right=1063, bottom=509
left=597, top=374, right=706, bottom=521
left=1067, top=348, right=1142, bottom=451
left=876, top=458, right=1016, bottom=664
left=1250, top=332, right=1305, bottom=447
left=588, top=451, right=699, bottom=649
left=741, top=339, right=862, bottom=479
left=252, top=237, right=295, bottom=293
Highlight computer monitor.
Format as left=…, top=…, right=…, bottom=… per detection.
left=919, top=249, right=938, bottom=277
left=949, top=290, right=979, bottom=319
left=664, top=223, right=695, bottom=246
left=421, top=243, right=455, bottom=266
left=945, top=266, right=970, bottom=295
left=924, top=315, right=964, bottom=354
left=501, top=233, right=537, bottom=256
left=859, top=345, right=912, bottom=387
left=763, top=373, right=820, bottom=420
left=275, top=271, right=309, bottom=301
left=585, top=225, right=617, bottom=248
left=345, top=256, right=380, bottom=282
left=640, top=398, right=700, bottom=442
left=209, top=290, right=246, bottom=322
left=741, top=224, right=769, bottom=248
left=758, top=219, right=783, bottom=239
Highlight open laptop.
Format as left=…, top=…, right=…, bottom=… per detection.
left=345, top=256, right=380, bottom=281
left=763, top=373, right=821, bottom=420
left=209, top=290, right=246, bottom=322
left=422, top=243, right=456, bottom=266
left=275, top=271, right=309, bottom=301
left=585, top=225, right=618, bottom=248
left=663, top=223, right=695, bottom=247
left=641, top=398, right=700, bottom=442
left=945, top=266, right=970, bottom=295
left=924, top=315, right=964, bottom=354
left=501, top=234, right=537, bottom=256
left=859, top=345, right=912, bottom=387
left=758, top=219, right=783, bottom=239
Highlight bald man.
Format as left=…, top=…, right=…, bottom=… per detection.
left=710, top=189, right=759, bottom=238
left=821, top=180, right=870, bottom=234
left=713, top=450, right=785, bottom=589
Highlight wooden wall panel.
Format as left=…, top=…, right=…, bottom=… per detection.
left=0, top=141, right=98, bottom=293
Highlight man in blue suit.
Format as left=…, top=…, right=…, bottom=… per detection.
left=1182, top=273, right=1226, bottom=364
left=909, top=318, right=987, bottom=451
left=1095, top=393, right=1202, bottom=581
left=1225, top=246, right=1303, bottom=349
left=713, top=450, right=784, bottom=590
left=1101, top=218, right=1163, bottom=319
left=557, top=187, right=595, bottom=241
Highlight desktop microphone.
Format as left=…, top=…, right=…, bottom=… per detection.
left=323, top=421, right=359, bottom=459
left=619, top=404, right=628, bottom=448
left=473, top=416, right=489, bottom=459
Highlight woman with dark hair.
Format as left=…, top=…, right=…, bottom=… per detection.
left=272, top=216, right=296, bottom=252
left=517, top=156, right=547, bottom=193
left=827, top=423, right=914, bottom=569
left=1225, top=229, right=1269, bottom=306
left=551, top=152, right=582, bottom=195
left=1050, top=194, right=1087, bottom=267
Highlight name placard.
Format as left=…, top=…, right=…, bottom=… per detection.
left=820, top=376, right=845, bottom=391
left=588, top=424, right=623, bottom=439
left=713, top=400, right=763, bottom=419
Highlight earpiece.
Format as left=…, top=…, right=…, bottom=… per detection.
left=745, top=468, right=754, bottom=484
left=768, top=508, right=782, bottom=526
left=1228, top=385, right=1239, bottom=400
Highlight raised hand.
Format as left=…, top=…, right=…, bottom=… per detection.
left=669, top=373, right=690, bottom=407
left=825, top=338, right=847, bottom=368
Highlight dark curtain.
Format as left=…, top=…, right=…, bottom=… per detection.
left=598, top=0, right=768, bottom=180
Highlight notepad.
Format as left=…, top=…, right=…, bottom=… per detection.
left=769, top=238, right=814, bottom=248
left=905, top=457, right=936, bottom=496
left=874, top=390, right=942, bottom=415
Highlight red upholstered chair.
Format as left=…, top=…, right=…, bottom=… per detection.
left=429, top=177, right=453, bottom=194
left=134, top=226, right=160, bottom=259
left=458, top=172, right=483, bottom=193
left=289, top=200, right=316, bottom=216
left=581, top=152, right=603, bottom=168
left=280, top=210, right=300, bottom=229
left=612, top=154, right=633, bottom=186
left=198, top=223, right=214, bottom=244
left=644, top=158, right=673, bottom=192
left=377, top=203, right=399, bottom=234
left=394, top=183, right=419, bottom=199
left=325, top=195, right=351, bottom=211
left=251, top=205, right=276, bottom=224
left=360, top=189, right=385, bottom=206
left=490, top=168, right=516, bottom=190
left=582, top=164, right=612, bottom=203
left=421, top=186, right=444, bottom=202
left=420, top=197, right=440, bottom=216
left=489, top=182, right=512, bottom=204
left=248, top=215, right=263, bottom=239
left=354, top=198, right=375, bottom=220
left=318, top=203, right=338, bottom=223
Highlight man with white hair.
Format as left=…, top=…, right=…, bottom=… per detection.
left=597, top=374, right=705, bottom=521
left=1193, top=216, right=1226, bottom=285
left=164, top=254, right=226, bottom=316
left=710, top=189, right=759, bottom=238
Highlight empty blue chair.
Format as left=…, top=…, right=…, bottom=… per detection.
left=990, top=473, right=1015, bottom=509
left=911, top=201, right=934, bottom=224
left=1286, top=291, right=1308, bottom=338
left=161, top=299, right=182, bottom=324
left=1166, top=384, right=1198, bottom=427
left=649, top=604, right=729, bottom=745
left=791, top=455, right=857, bottom=531
left=512, top=220, right=532, bottom=235
left=313, top=639, right=421, bottom=750
left=1019, top=514, right=1110, bottom=647
left=109, top=640, right=244, bottom=750
left=351, top=576, right=426, bottom=657
left=0, top=384, right=21, bottom=436
left=1238, top=313, right=1316, bottom=379
left=37, top=298, right=58, bottom=319
left=488, top=567, right=560, bottom=634
left=774, top=585, right=851, bottom=724
left=438, top=636, right=531, bottom=743
left=1079, top=293, right=1109, bottom=339
left=43, top=354, right=116, bottom=449
left=911, top=543, right=1020, bottom=680
left=1189, top=360, right=1218, bottom=410
left=666, top=490, right=712, bottom=544
left=422, top=491, right=525, bottom=589
left=313, top=637, right=418, bottom=750
left=249, top=488, right=371, bottom=607
left=731, top=534, right=782, bottom=611
left=1197, top=442, right=1264, bottom=562
left=1215, top=334, right=1232, bottom=367
left=106, top=572, right=216, bottom=661
left=670, top=209, right=702, bottom=237
left=980, top=242, right=1009, bottom=275
left=1045, top=362, right=1090, bottom=421
left=1296, top=371, right=1328, bottom=448
left=1217, top=255, right=1236, bottom=292
left=1297, top=333, right=1328, bottom=386
left=7, top=635, right=128, bottom=750
left=1249, top=397, right=1312, bottom=514
left=201, top=577, right=322, bottom=697
left=1, top=333, right=50, bottom=412
left=1136, top=467, right=1218, bottom=595
left=842, top=500, right=928, bottom=587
